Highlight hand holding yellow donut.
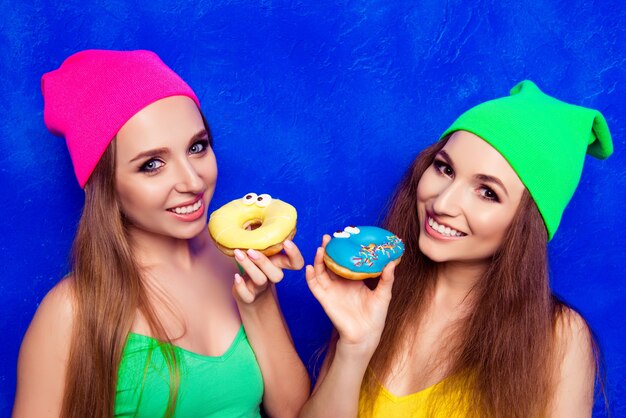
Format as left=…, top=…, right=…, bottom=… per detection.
left=231, top=239, right=304, bottom=304
left=208, top=193, right=297, bottom=256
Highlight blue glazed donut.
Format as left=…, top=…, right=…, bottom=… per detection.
left=323, top=226, right=404, bottom=280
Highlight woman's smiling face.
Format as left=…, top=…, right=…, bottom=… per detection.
left=114, top=95, right=217, bottom=241
left=416, top=130, right=526, bottom=265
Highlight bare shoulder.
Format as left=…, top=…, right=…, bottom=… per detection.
left=13, top=277, right=76, bottom=417
left=553, top=306, right=595, bottom=377
left=25, top=277, right=75, bottom=340
left=554, top=306, right=593, bottom=349
left=546, top=306, right=596, bottom=418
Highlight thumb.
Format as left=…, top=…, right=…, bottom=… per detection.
left=375, top=261, right=397, bottom=301
left=233, top=274, right=255, bottom=304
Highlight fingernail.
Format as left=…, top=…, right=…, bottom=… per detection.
left=234, top=273, right=243, bottom=283
left=283, top=240, right=294, bottom=249
left=247, top=248, right=260, bottom=260
left=234, top=249, right=245, bottom=261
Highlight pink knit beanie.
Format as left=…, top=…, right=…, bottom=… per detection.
left=41, top=49, right=201, bottom=188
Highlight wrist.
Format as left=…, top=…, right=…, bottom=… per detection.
left=335, top=337, right=379, bottom=362
left=235, top=284, right=275, bottom=312
left=328, top=339, right=377, bottom=385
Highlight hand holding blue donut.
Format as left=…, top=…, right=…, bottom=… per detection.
left=305, top=233, right=398, bottom=351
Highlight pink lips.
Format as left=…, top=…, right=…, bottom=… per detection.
left=424, top=214, right=465, bottom=241
left=167, top=195, right=205, bottom=222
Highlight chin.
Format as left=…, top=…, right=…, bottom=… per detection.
left=159, top=219, right=206, bottom=240
left=420, top=239, right=498, bottom=269
left=177, top=225, right=208, bottom=240
left=421, top=249, right=453, bottom=263
left=418, top=236, right=448, bottom=262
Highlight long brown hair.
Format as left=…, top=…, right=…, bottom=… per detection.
left=60, top=141, right=180, bottom=417
left=361, top=139, right=589, bottom=417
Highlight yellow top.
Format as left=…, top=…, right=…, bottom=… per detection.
left=358, top=380, right=469, bottom=418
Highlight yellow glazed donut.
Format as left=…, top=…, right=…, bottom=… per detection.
left=208, top=193, right=297, bottom=256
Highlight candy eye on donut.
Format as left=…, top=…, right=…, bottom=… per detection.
left=255, top=194, right=273, bottom=208
left=242, top=193, right=258, bottom=205
left=333, top=231, right=350, bottom=238
left=344, top=226, right=360, bottom=235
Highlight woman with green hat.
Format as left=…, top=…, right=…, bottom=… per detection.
left=300, top=80, right=613, bottom=417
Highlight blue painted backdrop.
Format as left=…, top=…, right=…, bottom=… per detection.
left=1, top=1, right=624, bottom=416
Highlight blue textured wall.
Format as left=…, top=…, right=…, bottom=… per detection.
left=1, top=1, right=624, bottom=416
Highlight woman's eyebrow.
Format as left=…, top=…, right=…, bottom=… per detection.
left=188, top=129, right=209, bottom=143
left=129, top=147, right=169, bottom=163
left=128, top=129, right=209, bottom=164
left=437, top=150, right=454, bottom=166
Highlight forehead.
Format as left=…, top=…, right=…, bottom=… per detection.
left=116, top=95, right=204, bottom=154
left=443, top=131, right=521, bottom=179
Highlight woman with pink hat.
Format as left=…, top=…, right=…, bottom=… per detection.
left=13, top=50, right=309, bottom=417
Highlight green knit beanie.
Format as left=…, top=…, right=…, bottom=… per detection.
left=440, top=80, right=613, bottom=241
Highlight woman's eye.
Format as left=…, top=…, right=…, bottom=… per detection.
left=433, top=160, right=453, bottom=177
left=479, top=186, right=500, bottom=202
left=189, top=139, right=209, bottom=154
left=140, top=159, right=164, bottom=173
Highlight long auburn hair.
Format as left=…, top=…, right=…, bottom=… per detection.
left=60, top=141, right=176, bottom=417
left=61, top=114, right=214, bottom=417
left=360, top=138, right=597, bottom=417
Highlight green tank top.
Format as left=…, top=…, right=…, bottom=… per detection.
left=115, top=326, right=264, bottom=417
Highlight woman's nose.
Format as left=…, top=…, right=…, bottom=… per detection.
left=174, top=159, right=204, bottom=193
left=432, top=181, right=463, bottom=217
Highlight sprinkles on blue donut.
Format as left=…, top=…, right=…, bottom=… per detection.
left=324, top=226, right=404, bottom=280
left=352, top=235, right=404, bottom=267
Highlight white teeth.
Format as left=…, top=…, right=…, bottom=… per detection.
left=428, top=217, right=464, bottom=237
left=173, top=200, right=202, bottom=215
